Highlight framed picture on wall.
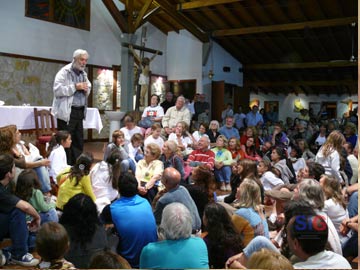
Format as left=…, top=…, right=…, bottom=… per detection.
left=25, top=0, right=90, bottom=30
left=150, top=74, right=169, bottom=104
left=168, top=79, right=196, bottom=100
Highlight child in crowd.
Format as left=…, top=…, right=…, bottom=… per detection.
left=257, top=159, right=284, bottom=191
left=47, top=131, right=72, bottom=180
left=89, top=250, right=131, bottom=269
left=56, top=152, right=96, bottom=210
left=36, top=222, right=76, bottom=269
left=90, top=150, right=120, bottom=213
left=128, top=133, right=144, bottom=164
left=103, top=130, right=135, bottom=173
left=15, top=169, right=58, bottom=224
left=144, top=123, right=164, bottom=150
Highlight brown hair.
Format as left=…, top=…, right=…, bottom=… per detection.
left=321, top=130, right=345, bottom=157
left=247, top=248, right=294, bottom=270
left=321, top=174, right=346, bottom=209
left=0, top=125, right=16, bottom=153
left=36, top=222, right=69, bottom=261
left=112, top=130, right=125, bottom=144
left=192, top=165, right=217, bottom=202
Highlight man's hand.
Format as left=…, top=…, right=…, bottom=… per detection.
left=75, top=82, right=88, bottom=91
left=28, top=216, right=41, bottom=232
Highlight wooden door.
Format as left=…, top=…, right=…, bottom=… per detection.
left=211, top=80, right=225, bottom=122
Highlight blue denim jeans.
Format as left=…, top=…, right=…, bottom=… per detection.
left=0, top=208, right=29, bottom=259
left=347, top=191, right=358, bottom=218
left=34, top=165, right=51, bottom=193
left=120, top=158, right=136, bottom=174
left=40, top=208, right=59, bottom=224
left=243, top=236, right=279, bottom=258
left=214, top=165, right=232, bottom=183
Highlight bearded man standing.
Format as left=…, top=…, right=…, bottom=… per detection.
left=52, top=49, right=91, bottom=164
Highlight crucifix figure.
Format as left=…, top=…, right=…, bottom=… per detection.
left=129, top=44, right=159, bottom=107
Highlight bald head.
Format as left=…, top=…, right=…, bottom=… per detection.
left=161, top=167, right=181, bottom=190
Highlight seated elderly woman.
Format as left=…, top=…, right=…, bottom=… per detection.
left=140, top=202, right=209, bottom=269
left=135, top=143, right=164, bottom=202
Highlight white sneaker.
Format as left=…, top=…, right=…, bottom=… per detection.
left=11, top=253, right=39, bottom=267
left=0, top=252, right=5, bottom=266
left=226, top=184, right=231, bottom=191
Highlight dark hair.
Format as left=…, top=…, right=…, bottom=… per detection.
left=151, top=94, right=160, bottom=104
left=192, top=165, right=217, bottom=202
left=59, top=194, right=100, bottom=246
left=288, top=215, right=328, bottom=256
left=69, top=152, right=94, bottom=186
left=123, top=114, right=134, bottom=123
left=15, top=169, right=41, bottom=201
left=306, top=161, right=325, bottom=181
left=281, top=200, right=316, bottom=257
left=89, top=249, right=131, bottom=269
left=0, top=154, right=14, bottom=180
left=47, top=130, right=71, bottom=157
left=130, top=133, right=144, bottom=144
left=203, top=203, right=243, bottom=268
left=118, top=173, right=138, bottom=197
left=106, top=150, right=122, bottom=189
left=36, top=222, right=69, bottom=261
left=291, top=145, right=302, bottom=159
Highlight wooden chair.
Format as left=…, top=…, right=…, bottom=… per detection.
left=33, top=108, right=56, bottom=157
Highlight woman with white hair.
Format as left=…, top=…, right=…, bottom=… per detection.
left=140, top=203, right=209, bottom=269
left=206, top=120, right=221, bottom=148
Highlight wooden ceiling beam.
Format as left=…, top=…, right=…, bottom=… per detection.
left=133, top=0, right=153, bottom=30
left=154, top=0, right=208, bottom=42
left=177, top=0, right=240, bottom=10
left=213, top=16, right=357, bottom=36
left=102, top=0, right=128, bottom=33
left=245, top=61, right=357, bottom=70
left=246, top=79, right=356, bottom=87
left=126, top=0, right=134, bottom=32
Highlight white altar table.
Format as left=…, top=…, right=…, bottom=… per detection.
left=0, top=106, right=103, bottom=133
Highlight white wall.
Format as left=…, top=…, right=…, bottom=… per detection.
left=0, top=1, right=167, bottom=70
left=203, top=41, right=243, bottom=87
left=166, top=30, right=203, bottom=92
left=250, top=92, right=358, bottom=121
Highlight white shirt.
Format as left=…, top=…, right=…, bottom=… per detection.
left=260, top=171, right=284, bottom=190
left=142, top=105, right=164, bottom=119
left=120, top=126, right=143, bottom=142
left=315, top=210, right=342, bottom=255
left=315, top=147, right=343, bottom=183
left=90, top=161, right=119, bottom=212
left=294, top=250, right=351, bottom=269
left=144, top=135, right=164, bottom=150
left=192, top=131, right=205, bottom=142
left=48, top=145, right=70, bottom=179
left=347, top=154, right=358, bottom=184
left=323, top=199, right=349, bottom=244
left=168, top=133, right=193, bottom=148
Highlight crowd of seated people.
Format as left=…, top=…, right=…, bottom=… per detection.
left=0, top=93, right=358, bottom=269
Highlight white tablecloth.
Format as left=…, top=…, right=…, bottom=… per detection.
left=0, top=106, right=103, bottom=133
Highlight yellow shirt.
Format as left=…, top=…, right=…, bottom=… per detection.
left=56, top=168, right=96, bottom=210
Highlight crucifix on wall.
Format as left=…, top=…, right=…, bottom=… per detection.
left=122, top=28, right=162, bottom=110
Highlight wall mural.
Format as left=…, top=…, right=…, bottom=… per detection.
left=0, top=56, right=63, bottom=106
